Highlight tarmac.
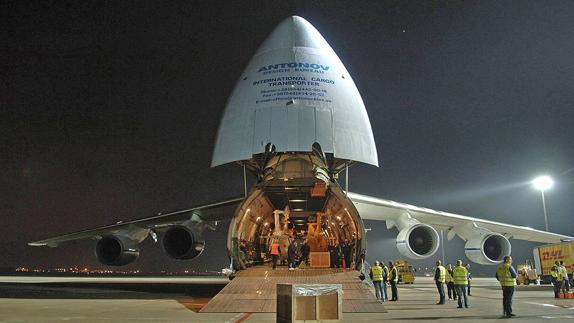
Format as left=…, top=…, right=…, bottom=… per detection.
left=1, top=275, right=574, bottom=322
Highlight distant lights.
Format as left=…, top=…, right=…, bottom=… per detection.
left=289, top=199, right=306, bottom=203
left=532, top=176, right=554, bottom=191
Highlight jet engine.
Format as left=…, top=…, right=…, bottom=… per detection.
left=396, top=223, right=440, bottom=259
left=464, top=233, right=511, bottom=264
left=162, top=225, right=205, bottom=260
left=95, top=235, right=140, bottom=266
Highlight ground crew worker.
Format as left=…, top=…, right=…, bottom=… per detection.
left=496, top=255, right=517, bottom=318
left=382, top=261, right=389, bottom=301
left=435, top=260, right=446, bottom=304
left=560, top=260, right=570, bottom=292
left=452, top=259, right=469, bottom=308
left=269, top=239, right=281, bottom=270
left=551, top=261, right=563, bottom=298
left=466, top=263, right=472, bottom=296
left=446, top=263, right=456, bottom=300
left=370, top=261, right=385, bottom=302
left=389, top=261, right=399, bottom=301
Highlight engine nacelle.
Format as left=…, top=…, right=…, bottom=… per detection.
left=95, top=235, right=140, bottom=266
left=396, top=224, right=440, bottom=259
left=162, top=225, right=205, bottom=260
left=464, top=233, right=511, bottom=265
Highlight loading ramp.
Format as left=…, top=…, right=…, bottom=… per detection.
left=200, top=266, right=386, bottom=313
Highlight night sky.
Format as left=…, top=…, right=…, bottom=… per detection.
left=2, top=1, right=574, bottom=276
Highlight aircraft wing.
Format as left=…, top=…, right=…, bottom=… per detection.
left=348, top=192, right=573, bottom=244
left=28, top=197, right=244, bottom=247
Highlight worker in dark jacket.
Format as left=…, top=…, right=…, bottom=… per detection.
left=466, top=263, right=473, bottom=296
left=389, top=261, right=399, bottom=301
left=446, top=263, right=456, bottom=300
left=301, top=240, right=310, bottom=266
left=560, top=260, right=570, bottom=292
left=287, top=242, right=298, bottom=270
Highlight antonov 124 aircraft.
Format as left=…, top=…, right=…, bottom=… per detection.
left=30, top=16, right=572, bottom=273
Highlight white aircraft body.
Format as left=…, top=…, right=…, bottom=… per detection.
left=30, top=16, right=572, bottom=271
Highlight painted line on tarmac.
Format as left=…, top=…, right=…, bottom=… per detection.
left=525, top=301, right=574, bottom=309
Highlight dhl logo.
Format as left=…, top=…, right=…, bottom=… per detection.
left=541, top=249, right=566, bottom=260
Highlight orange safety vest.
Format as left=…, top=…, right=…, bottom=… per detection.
left=270, top=243, right=280, bottom=255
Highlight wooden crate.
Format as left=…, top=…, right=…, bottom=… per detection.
left=309, top=252, right=330, bottom=268
left=277, top=284, right=342, bottom=323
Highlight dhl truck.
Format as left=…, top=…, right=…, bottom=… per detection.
left=533, top=241, right=574, bottom=284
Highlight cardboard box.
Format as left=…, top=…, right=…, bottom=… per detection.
left=309, top=252, right=330, bottom=268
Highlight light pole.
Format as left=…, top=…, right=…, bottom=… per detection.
left=531, top=175, right=554, bottom=232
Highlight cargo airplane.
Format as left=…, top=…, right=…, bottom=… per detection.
left=30, top=16, right=572, bottom=273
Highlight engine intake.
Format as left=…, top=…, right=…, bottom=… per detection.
left=95, top=235, right=140, bottom=266
left=162, top=225, right=205, bottom=260
left=464, top=233, right=511, bottom=264
left=396, top=224, right=440, bottom=259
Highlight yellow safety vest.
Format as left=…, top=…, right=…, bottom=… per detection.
left=445, top=269, right=454, bottom=283
left=551, top=267, right=563, bottom=280
left=383, top=265, right=389, bottom=280
left=390, top=267, right=399, bottom=282
left=437, top=265, right=446, bottom=283
left=371, top=265, right=383, bottom=281
left=452, top=266, right=468, bottom=285
left=496, top=263, right=516, bottom=287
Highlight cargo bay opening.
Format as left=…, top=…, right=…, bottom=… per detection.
left=227, top=150, right=366, bottom=271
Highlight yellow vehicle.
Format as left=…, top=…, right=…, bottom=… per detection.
left=395, top=259, right=415, bottom=284
left=533, top=241, right=574, bottom=284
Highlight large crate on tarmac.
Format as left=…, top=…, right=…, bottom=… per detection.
left=277, top=284, right=342, bottom=323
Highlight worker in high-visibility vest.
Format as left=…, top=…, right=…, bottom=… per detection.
left=269, top=239, right=281, bottom=270
left=446, top=263, right=456, bottom=301
left=389, top=261, right=399, bottom=301
left=496, top=255, right=517, bottom=318
left=370, top=261, right=385, bottom=302
left=435, top=260, right=446, bottom=304
left=551, top=261, right=564, bottom=298
left=452, top=259, right=469, bottom=308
